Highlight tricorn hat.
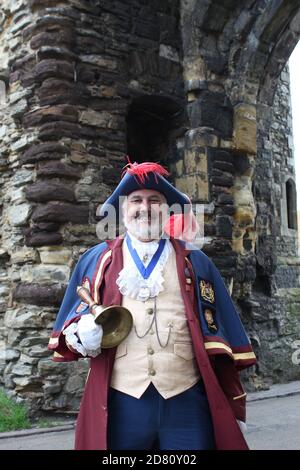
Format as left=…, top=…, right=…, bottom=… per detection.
left=98, top=160, right=190, bottom=217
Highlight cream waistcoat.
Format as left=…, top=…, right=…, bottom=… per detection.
left=110, top=241, right=201, bottom=399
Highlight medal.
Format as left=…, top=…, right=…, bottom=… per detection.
left=139, top=285, right=151, bottom=301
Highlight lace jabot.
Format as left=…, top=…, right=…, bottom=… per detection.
left=116, top=233, right=172, bottom=301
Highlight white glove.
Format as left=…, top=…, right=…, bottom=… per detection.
left=63, top=322, right=87, bottom=357
left=237, top=420, right=247, bottom=433
left=63, top=314, right=103, bottom=358
left=77, top=313, right=103, bottom=355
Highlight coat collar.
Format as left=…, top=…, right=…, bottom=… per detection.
left=106, top=235, right=191, bottom=259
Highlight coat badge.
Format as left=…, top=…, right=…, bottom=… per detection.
left=76, top=277, right=91, bottom=313
left=199, top=280, right=215, bottom=304
left=204, top=308, right=218, bottom=332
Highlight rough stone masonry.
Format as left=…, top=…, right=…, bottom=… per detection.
left=0, top=0, right=300, bottom=415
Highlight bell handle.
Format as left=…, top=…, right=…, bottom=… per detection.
left=76, top=286, right=102, bottom=319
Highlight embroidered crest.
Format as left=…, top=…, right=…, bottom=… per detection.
left=75, top=277, right=91, bottom=313
left=204, top=308, right=218, bottom=332
left=199, top=280, right=215, bottom=304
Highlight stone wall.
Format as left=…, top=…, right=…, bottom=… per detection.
left=0, top=0, right=185, bottom=413
left=244, top=65, right=300, bottom=386
left=0, top=0, right=300, bottom=414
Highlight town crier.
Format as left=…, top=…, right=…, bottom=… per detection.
left=48, top=160, right=256, bottom=450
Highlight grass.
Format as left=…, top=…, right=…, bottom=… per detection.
left=0, top=389, right=30, bottom=432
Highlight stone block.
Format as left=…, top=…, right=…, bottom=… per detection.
left=233, top=104, right=257, bottom=154
left=37, top=161, right=80, bottom=179
left=31, top=202, right=89, bottom=224
left=184, top=148, right=207, bottom=174
left=188, top=91, right=233, bottom=138
left=13, top=282, right=66, bottom=306
left=34, top=59, right=74, bottom=82
left=12, top=363, right=33, bottom=376
left=65, top=375, right=85, bottom=394
left=19, top=336, right=49, bottom=348
left=26, top=181, right=75, bottom=203
left=10, top=134, right=37, bottom=152
left=4, top=306, right=44, bottom=329
left=22, top=142, right=69, bottom=163
left=38, top=359, right=68, bottom=376
left=216, top=215, right=232, bottom=238
left=30, top=31, right=74, bottom=50
left=25, top=231, right=63, bottom=247
left=175, top=174, right=209, bottom=202
left=11, top=248, right=40, bottom=264
left=37, top=121, right=86, bottom=140
left=79, top=109, right=120, bottom=129
left=8, top=203, right=32, bottom=226
left=37, top=78, right=89, bottom=107
left=33, top=222, right=60, bottom=231
left=186, top=129, right=219, bottom=148
left=4, top=349, right=20, bottom=361
left=20, top=264, right=70, bottom=284
left=27, top=345, right=52, bottom=357
left=38, top=247, right=72, bottom=265
left=211, top=169, right=234, bottom=187
left=43, top=382, right=62, bottom=395
left=79, top=54, right=118, bottom=71
left=23, top=104, right=78, bottom=127
left=13, top=376, right=43, bottom=392
left=183, top=57, right=206, bottom=83
left=11, top=98, right=28, bottom=118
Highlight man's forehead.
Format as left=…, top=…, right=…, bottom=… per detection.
left=127, top=189, right=165, bottom=199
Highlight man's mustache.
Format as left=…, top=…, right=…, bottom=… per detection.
left=134, top=211, right=157, bottom=220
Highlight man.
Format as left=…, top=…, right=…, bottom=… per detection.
left=48, top=161, right=256, bottom=450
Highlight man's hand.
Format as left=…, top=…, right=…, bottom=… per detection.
left=77, top=313, right=103, bottom=352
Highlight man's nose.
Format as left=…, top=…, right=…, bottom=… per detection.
left=139, top=199, right=151, bottom=211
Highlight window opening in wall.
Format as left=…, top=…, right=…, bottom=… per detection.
left=126, top=95, right=185, bottom=168
left=286, top=178, right=297, bottom=229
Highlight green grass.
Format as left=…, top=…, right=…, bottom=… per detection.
left=0, top=389, right=30, bottom=432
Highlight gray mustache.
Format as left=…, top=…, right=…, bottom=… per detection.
left=134, top=212, right=157, bottom=220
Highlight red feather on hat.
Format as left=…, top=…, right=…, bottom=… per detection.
left=122, top=157, right=169, bottom=183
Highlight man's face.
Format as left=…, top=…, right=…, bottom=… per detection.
left=122, top=189, right=169, bottom=241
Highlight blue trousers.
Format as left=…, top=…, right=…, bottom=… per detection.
left=107, top=381, right=215, bottom=450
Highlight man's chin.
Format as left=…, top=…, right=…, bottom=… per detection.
left=127, top=224, right=162, bottom=240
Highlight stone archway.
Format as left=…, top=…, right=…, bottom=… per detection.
left=180, top=0, right=300, bottom=387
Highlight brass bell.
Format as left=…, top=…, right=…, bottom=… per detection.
left=76, top=286, right=133, bottom=348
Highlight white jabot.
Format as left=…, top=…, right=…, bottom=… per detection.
left=116, top=232, right=172, bottom=301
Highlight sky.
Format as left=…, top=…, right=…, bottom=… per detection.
left=289, top=42, right=300, bottom=207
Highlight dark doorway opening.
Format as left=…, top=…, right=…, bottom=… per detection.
left=126, top=95, right=185, bottom=167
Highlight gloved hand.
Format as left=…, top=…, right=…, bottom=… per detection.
left=77, top=313, right=103, bottom=353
